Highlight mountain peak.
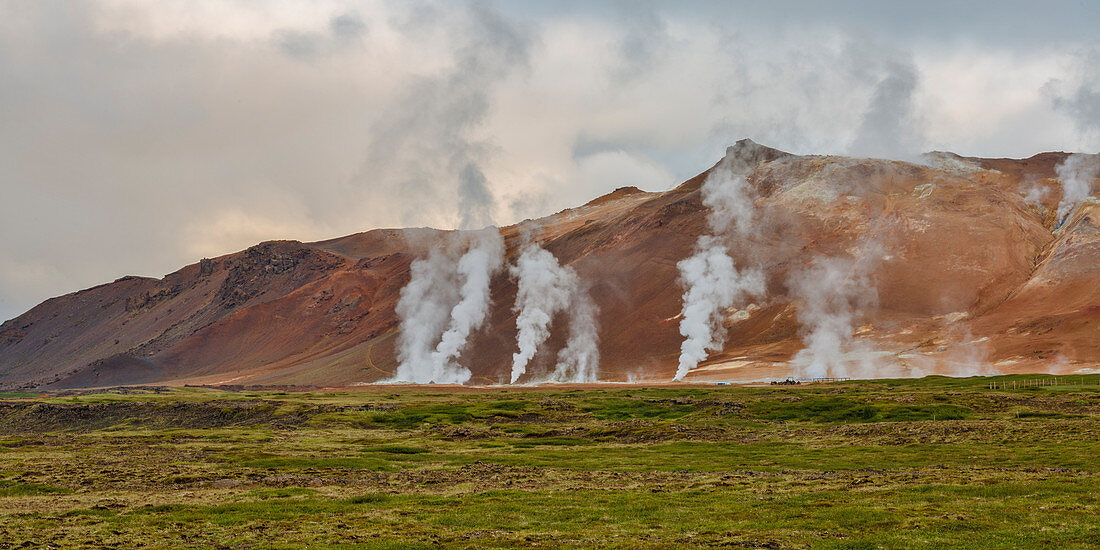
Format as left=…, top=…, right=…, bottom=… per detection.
left=724, top=138, right=793, bottom=165
left=583, top=186, right=647, bottom=207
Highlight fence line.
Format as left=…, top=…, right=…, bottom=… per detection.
left=987, top=377, right=1097, bottom=389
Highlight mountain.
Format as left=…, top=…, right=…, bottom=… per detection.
left=2, top=140, right=1098, bottom=389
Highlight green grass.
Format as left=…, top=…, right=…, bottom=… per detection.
left=747, top=396, right=972, bottom=423
left=26, top=483, right=1098, bottom=548
left=0, top=481, right=72, bottom=496
left=362, top=444, right=431, bottom=454
left=0, top=392, right=37, bottom=399
left=369, top=400, right=535, bottom=428
left=577, top=397, right=699, bottom=420
left=0, top=375, right=1097, bottom=547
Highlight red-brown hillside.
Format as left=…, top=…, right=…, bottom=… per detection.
left=1, top=140, right=1097, bottom=388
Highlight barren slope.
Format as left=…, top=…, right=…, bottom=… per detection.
left=1, top=140, right=1097, bottom=388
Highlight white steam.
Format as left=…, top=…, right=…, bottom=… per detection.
left=674, top=157, right=766, bottom=381
left=551, top=294, right=600, bottom=383
left=847, top=56, right=924, bottom=161
left=390, top=229, right=504, bottom=384
left=392, top=248, right=460, bottom=383
left=1021, top=179, right=1050, bottom=205
left=429, top=231, right=505, bottom=380
left=1055, top=153, right=1100, bottom=224
left=788, top=245, right=881, bottom=380
left=509, top=243, right=599, bottom=383
left=509, top=244, right=577, bottom=382
left=942, top=328, right=995, bottom=377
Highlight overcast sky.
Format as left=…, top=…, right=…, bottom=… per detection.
left=2, top=0, right=1100, bottom=322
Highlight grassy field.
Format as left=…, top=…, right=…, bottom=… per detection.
left=0, top=375, right=1098, bottom=548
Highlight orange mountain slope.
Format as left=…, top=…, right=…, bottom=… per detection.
left=1, top=140, right=1097, bottom=389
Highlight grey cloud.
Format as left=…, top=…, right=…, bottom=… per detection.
left=1047, top=48, right=1100, bottom=142
left=276, top=31, right=322, bottom=59
left=610, top=2, right=668, bottom=84
left=516, top=1, right=1100, bottom=49
left=679, top=35, right=926, bottom=164
left=330, top=13, right=368, bottom=41
left=0, top=1, right=385, bottom=322
left=275, top=12, right=368, bottom=60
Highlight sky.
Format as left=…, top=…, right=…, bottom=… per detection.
left=2, top=0, right=1100, bottom=322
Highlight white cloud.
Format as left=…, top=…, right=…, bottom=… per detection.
left=918, top=48, right=1082, bottom=156
left=1, top=1, right=1098, bottom=321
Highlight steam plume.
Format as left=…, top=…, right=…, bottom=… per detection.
left=552, top=293, right=600, bottom=383
left=390, top=228, right=504, bottom=384
left=1055, top=153, right=1100, bottom=224
left=848, top=56, right=923, bottom=161
left=509, top=242, right=599, bottom=383
left=942, top=327, right=995, bottom=377
left=429, top=230, right=504, bottom=382
left=386, top=20, right=508, bottom=386
left=392, top=248, right=461, bottom=383
left=788, top=243, right=881, bottom=379
left=676, top=236, right=765, bottom=380
left=360, top=3, right=527, bottom=230
left=509, top=244, right=576, bottom=382
left=674, top=154, right=766, bottom=381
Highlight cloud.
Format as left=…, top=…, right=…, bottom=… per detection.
left=572, top=150, right=677, bottom=196
left=1, top=0, right=1099, bottom=323
left=608, top=2, right=669, bottom=84
left=272, top=12, right=369, bottom=62
left=920, top=49, right=1079, bottom=155
left=330, top=12, right=367, bottom=40
left=180, top=207, right=322, bottom=259
left=1046, top=47, right=1100, bottom=147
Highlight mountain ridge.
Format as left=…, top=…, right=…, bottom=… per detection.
left=2, top=142, right=1098, bottom=389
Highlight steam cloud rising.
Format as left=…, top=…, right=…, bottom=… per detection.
left=788, top=244, right=882, bottom=380
left=848, top=56, right=924, bottom=160
left=391, top=229, right=504, bottom=384
left=674, top=153, right=766, bottom=381
left=552, top=292, right=600, bottom=383
left=359, top=3, right=528, bottom=231
left=1054, top=153, right=1100, bottom=224
left=392, top=247, right=461, bottom=383
left=385, top=29, right=510, bottom=387
left=510, top=242, right=599, bottom=383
